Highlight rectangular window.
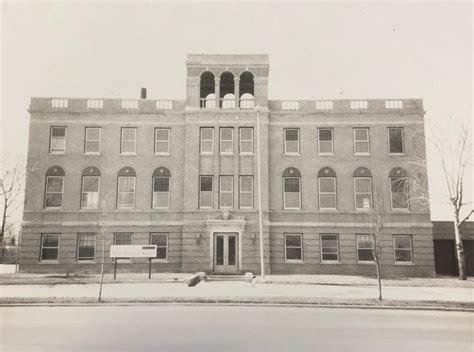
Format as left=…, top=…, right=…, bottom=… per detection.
left=393, top=235, right=413, bottom=263
left=219, top=176, right=233, bottom=208
left=117, top=176, right=136, bottom=208
left=199, top=176, right=213, bottom=208
left=40, top=234, right=60, bottom=261
left=285, top=234, right=303, bottom=262
left=200, top=127, right=214, bottom=154
left=77, top=233, right=95, bottom=261
left=85, top=127, right=101, bottom=154
left=390, top=177, right=409, bottom=209
left=150, top=233, right=168, bottom=260
left=388, top=127, right=404, bottom=154
left=121, top=128, right=137, bottom=154
left=114, top=233, right=132, bottom=260
left=239, top=127, right=254, bottom=154
left=357, top=234, right=374, bottom=262
left=318, top=177, right=336, bottom=210
left=155, top=128, right=170, bottom=155
left=354, top=177, right=372, bottom=210
left=220, top=128, right=234, bottom=154
left=283, top=177, right=301, bottom=209
left=114, top=233, right=132, bottom=245
left=284, top=129, right=299, bottom=155
left=45, top=176, right=64, bottom=208
left=318, top=128, right=334, bottom=154
left=152, top=176, right=170, bottom=209
left=81, top=176, right=100, bottom=209
left=50, top=127, right=66, bottom=153
left=353, top=128, right=369, bottom=154
left=320, top=234, right=339, bottom=262
left=239, top=176, right=253, bottom=209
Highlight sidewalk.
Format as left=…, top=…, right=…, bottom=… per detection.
left=0, top=275, right=472, bottom=310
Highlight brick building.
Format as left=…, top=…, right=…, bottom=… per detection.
left=20, top=54, right=435, bottom=276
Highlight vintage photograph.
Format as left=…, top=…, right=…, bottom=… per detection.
left=1, top=1, right=472, bottom=351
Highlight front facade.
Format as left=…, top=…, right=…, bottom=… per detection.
left=20, top=54, right=435, bottom=276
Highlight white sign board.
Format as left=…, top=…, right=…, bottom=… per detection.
left=110, top=245, right=157, bottom=258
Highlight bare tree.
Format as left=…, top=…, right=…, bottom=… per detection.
left=368, top=208, right=384, bottom=300
left=98, top=197, right=112, bottom=302
left=0, top=162, right=24, bottom=241
left=412, top=118, right=472, bottom=280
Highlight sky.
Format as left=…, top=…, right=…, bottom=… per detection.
left=1, top=1, right=472, bottom=222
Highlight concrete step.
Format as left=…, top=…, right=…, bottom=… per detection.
left=206, top=274, right=246, bottom=282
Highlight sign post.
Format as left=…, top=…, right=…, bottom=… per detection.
left=110, top=245, right=157, bottom=280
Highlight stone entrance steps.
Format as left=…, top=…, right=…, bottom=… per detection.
left=206, top=274, right=246, bottom=282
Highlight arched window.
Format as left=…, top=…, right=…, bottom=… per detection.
left=389, top=167, right=409, bottom=209
left=44, top=166, right=65, bottom=209
left=353, top=167, right=372, bottom=210
left=318, top=167, right=337, bottom=210
left=283, top=167, right=301, bottom=210
left=81, top=167, right=101, bottom=209
left=200, top=71, right=215, bottom=108
left=117, top=167, right=136, bottom=209
left=152, top=167, right=171, bottom=209
left=239, top=71, right=254, bottom=109
left=220, top=72, right=235, bottom=109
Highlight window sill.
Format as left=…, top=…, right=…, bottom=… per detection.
left=80, top=207, right=99, bottom=211
left=320, top=261, right=340, bottom=265
left=318, top=153, right=335, bottom=157
left=394, top=261, right=415, bottom=266
left=50, top=152, right=66, bottom=155
left=120, top=153, right=137, bottom=156
left=151, top=259, right=169, bottom=263
left=353, top=153, right=371, bottom=157
left=84, top=153, right=101, bottom=156
left=154, top=153, right=171, bottom=156
left=77, top=260, right=96, bottom=264
left=284, top=260, right=304, bottom=264
left=239, top=153, right=254, bottom=156
left=200, top=153, right=214, bottom=156
left=357, top=261, right=375, bottom=265
left=390, top=209, right=411, bottom=213
left=220, top=153, right=234, bottom=156
left=282, top=153, right=301, bottom=157
left=152, top=208, right=171, bottom=211
left=319, top=208, right=338, bottom=212
left=116, top=207, right=136, bottom=211
left=283, top=208, right=302, bottom=211
left=355, top=208, right=371, bottom=212
left=44, top=208, right=62, bottom=211
left=388, top=153, right=406, bottom=156
left=39, top=260, right=59, bottom=264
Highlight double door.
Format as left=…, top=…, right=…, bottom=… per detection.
left=214, top=233, right=238, bottom=273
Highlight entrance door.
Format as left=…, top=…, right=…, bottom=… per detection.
left=214, top=233, right=238, bottom=273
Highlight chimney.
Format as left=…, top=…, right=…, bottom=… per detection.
left=141, top=88, right=147, bottom=99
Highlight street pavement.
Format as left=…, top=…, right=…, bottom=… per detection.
left=1, top=280, right=473, bottom=303
left=1, top=305, right=472, bottom=351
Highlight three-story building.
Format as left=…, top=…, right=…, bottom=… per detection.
left=20, top=54, right=435, bottom=276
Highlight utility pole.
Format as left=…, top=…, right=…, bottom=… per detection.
left=256, top=107, right=265, bottom=279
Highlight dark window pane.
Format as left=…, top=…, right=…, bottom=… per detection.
left=322, top=253, right=338, bottom=261
left=115, top=234, right=132, bottom=245
left=157, top=248, right=167, bottom=260
left=395, top=250, right=412, bottom=262
left=285, top=129, right=298, bottom=141
left=358, top=249, right=373, bottom=261
left=286, top=235, right=302, bottom=247
left=154, top=177, right=170, bottom=192
left=78, top=246, right=95, bottom=260
left=284, top=178, right=300, bottom=192
left=52, top=127, right=65, bottom=137
left=286, top=248, right=302, bottom=260
left=228, top=236, right=236, bottom=265
left=201, top=177, right=213, bottom=192
left=151, top=235, right=168, bottom=247
left=319, top=129, right=332, bottom=141
left=389, top=128, right=403, bottom=153
left=216, top=236, right=224, bottom=265
left=42, top=248, right=58, bottom=260
left=43, top=235, right=59, bottom=247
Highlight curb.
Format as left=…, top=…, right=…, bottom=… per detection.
left=1, top=300, right=472, bottom=312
